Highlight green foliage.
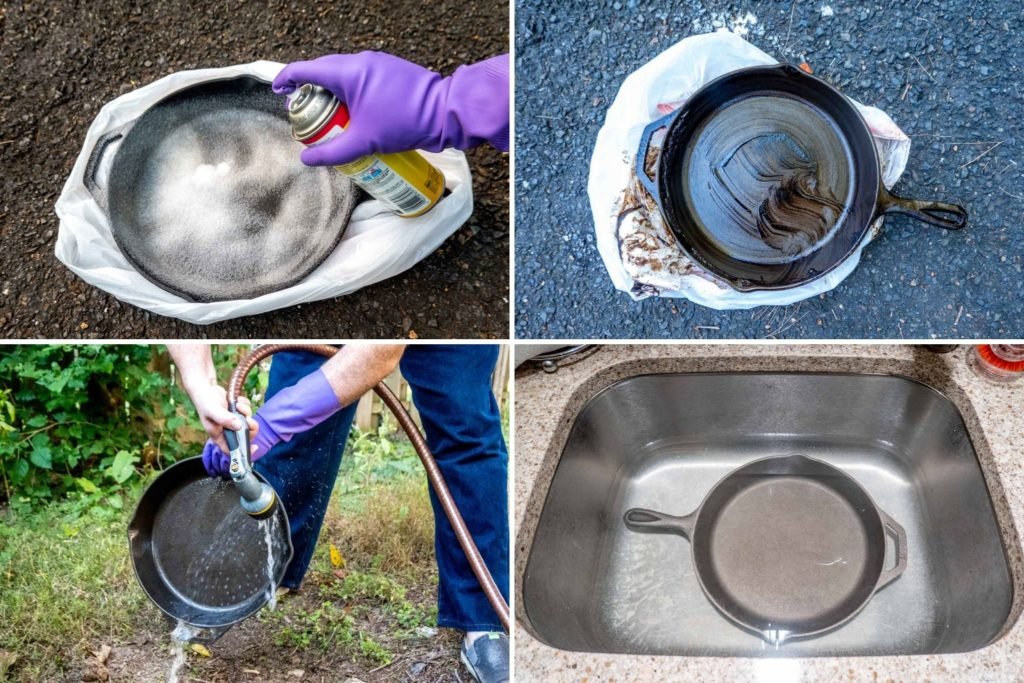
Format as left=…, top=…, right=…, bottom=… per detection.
left=321, top=565, right=436, bottom=635
left=394, top=600, right=437, bottom=631
left=268, top=601, right=357, bottom=651
left=340, top=425, right=420, bottom=498
left=262, top=595, right=395, bottom=665
left=359, top=634, right=392, bottom=666
left=331, top=571, right=407, bottom=604
left=266, top=600, right=393, bottom=665
left=0, top=345, right=255, bottom=513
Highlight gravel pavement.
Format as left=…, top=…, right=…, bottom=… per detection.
left=515, top=0, right=1023, bottom=339
left=0, top=0, right=508, bottom=339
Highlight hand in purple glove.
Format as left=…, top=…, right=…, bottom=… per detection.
left=272, top=51, right=509, bottom=166
left=201, top=368, right=341, bottom=478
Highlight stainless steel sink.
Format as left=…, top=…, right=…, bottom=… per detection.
left=522, top=373, right=1014, bottom=656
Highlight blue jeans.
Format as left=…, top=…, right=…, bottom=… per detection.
left=254, top=345, right=509, bottom=632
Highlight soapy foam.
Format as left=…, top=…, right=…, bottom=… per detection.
left=112, top=94, right=357, bottom=302
left=142, top=112, right=326, bottom=289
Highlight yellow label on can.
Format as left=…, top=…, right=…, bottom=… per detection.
left=337, top=150, right=444, bottom=218
left=290, top=87, right=445, bottom=218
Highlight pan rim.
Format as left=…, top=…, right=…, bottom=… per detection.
left=654, top=63, right=883, bottom=292
left=685, top=453, right=894, bottom=643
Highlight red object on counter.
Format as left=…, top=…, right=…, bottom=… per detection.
left=971, top=345, right=1024, bottom=382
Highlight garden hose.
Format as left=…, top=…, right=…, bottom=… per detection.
left=226, top=344, right=511, bottom=633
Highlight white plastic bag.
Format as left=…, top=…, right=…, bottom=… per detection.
left=588, top=31, right=911, bottom=309
left=55, top=61, right=473, bottom=325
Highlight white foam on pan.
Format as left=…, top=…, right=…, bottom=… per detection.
left=128, top=108, right=342, bottom=300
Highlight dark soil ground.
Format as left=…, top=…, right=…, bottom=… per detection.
left=0, top=1, right=509, bottom=339
left=80, top=587, right=465, bottom=683
left=515, top=0, right=1024, bottom=339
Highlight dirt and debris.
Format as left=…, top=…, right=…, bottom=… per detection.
left=0, top=0, right=509, bottom=339
left=72, top=589, right=466, bottom=683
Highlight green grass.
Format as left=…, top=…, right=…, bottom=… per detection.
left=0, top=502, right=149, bottom=680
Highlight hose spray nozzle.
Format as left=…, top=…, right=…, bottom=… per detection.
left=224, top=411, right=277, bottom=518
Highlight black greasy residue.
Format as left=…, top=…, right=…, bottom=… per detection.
left=713, top=133, right=845, bottom=256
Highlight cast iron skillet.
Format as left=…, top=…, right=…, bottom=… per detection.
left=624, top=454, right=907, bottom=644
left=83, top=76, right=359, bottom=303
left=636, top=64, right=967, bottom=291
left=127, top=457, right=292, bottom=640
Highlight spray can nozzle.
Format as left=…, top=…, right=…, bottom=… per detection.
left=223, top=411, right=277, bottom=518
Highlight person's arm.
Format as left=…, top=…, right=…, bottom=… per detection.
left=167, top=344, right=254, bottom=452
left=194, top=344, right=406, bottom=478
left=247, top=344, right=406, bottom=452
left=317, top=344, right=406, bottom=406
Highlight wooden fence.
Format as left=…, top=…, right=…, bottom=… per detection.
left=354, top=345, right=510, bottom=431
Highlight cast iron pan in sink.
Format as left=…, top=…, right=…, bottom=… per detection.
left=635, top=64, right=967, bottom=291
left=624, top=453, right=907, bottom=644
left=84, top=76, right=360, bottom=302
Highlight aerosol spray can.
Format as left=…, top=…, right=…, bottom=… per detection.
left=287, top=84, right=445, bottom=218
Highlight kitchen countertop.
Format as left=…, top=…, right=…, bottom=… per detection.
left=513, top=344, right=1024, bottom=682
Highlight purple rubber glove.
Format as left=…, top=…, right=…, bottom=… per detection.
left=201, top=369, right=341, bottom=478
left=272, top=51, right=509, bottom=166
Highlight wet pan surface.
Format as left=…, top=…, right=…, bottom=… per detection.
left=128, top=457, right=292, bottom=630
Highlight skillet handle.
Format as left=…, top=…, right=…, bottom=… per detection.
left=876, top=509, right=908, bottom=589
left=634, top=110, right=676, bottom=204
left=624, top=507, right=695, bottom=540
left=82, top=127, right=128, bottom=210
left=878, top=188, right=968, bottom=230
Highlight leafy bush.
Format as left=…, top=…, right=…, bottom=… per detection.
left=0, top=345, right=256, bottom=512
left=340, top=424, right=420, bottom=496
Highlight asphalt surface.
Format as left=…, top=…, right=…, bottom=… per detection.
left=0, top=0, right=508, bottom=339
left=515, top=0, right=1024, bottom=339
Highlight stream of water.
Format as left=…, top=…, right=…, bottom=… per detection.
left=167, top=621, right=199, bottom=683
left=261, top=515, right=279, bottom=611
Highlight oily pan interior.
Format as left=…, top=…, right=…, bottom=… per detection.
left=680, top=93, right=854, bottom=265
left=107, top=77, right=358, bottom=302
left=654, top=66, right=883, bottom=290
